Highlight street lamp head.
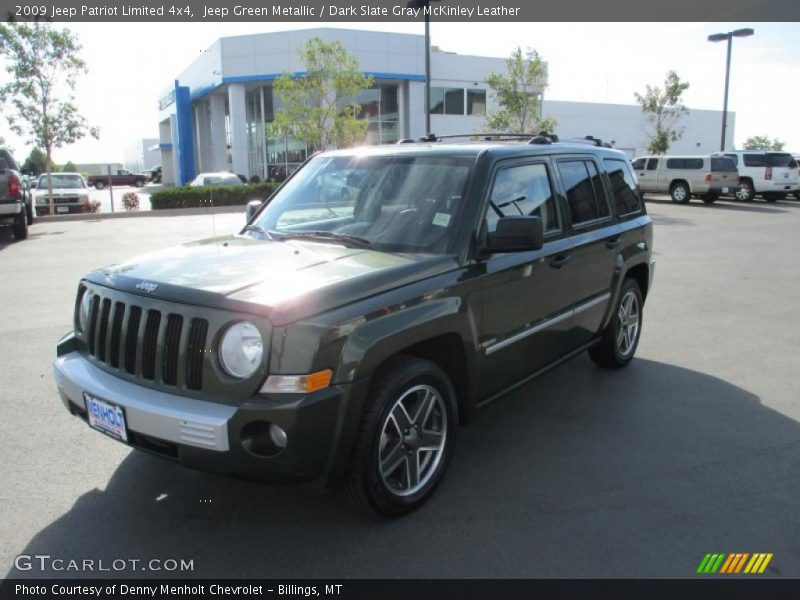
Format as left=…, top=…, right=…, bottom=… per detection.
left=708, top=33, right=729, bottom=42
left=732, top=28, right=754, bottom=37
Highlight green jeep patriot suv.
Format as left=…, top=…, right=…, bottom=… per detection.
left=54, top=134, right=655, bottom=516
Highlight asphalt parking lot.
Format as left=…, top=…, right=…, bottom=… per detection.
left=1, top=195, right=799, bottom=579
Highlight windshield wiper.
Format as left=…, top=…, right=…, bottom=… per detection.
left=241, top=224, right=275, bottom=239
left=273, top=230, right=371, bottom=248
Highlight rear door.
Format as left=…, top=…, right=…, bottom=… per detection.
left=554, top=155, right=620, bottom=343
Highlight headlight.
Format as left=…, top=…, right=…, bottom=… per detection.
left=35, top=195, right=47, bottom=205
left=77, top=289, right=93, bottom=333
left=219, top=321, right=263, bottom=378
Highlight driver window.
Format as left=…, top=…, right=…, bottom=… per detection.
left=486, top=163, right=559, bottom=234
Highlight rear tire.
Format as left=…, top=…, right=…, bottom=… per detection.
left=12, top=213, right=28, bottom=240
left=670, top=182, right=690, bottom=204
left=94, top=181, right=105, bottom=190
left=338, top=356, right=457, bottom=517
left=134, top=178, right=145, bottom=188
left=25, top=201, right=34, bottom=225
left=589, top=278, right=643, bottom=369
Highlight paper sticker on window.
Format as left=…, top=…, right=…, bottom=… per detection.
left=432, top=213, right=451, bottom=227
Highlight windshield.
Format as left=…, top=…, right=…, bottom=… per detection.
left=250, top=154, right=473, bottom=253
left=711, top=157, right=737, bottom=172
left=38, top=174, right=86, bottom=189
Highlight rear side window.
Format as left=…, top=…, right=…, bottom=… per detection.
left=603, top=159, right=642, bottom=215
left=711, top=157, right=737, bottom=172
left=558, top=160, right=611, bottom=225
left=766, top=153, right=794, bottom=168
left=486, top=163, right=560, bottom=234
left=743, top=154, right=767, bottom=167
left=666, top=158, right=704, bottom=169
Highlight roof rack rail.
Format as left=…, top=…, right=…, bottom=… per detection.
left=397, top=133, right=552, bottom=144
left=560, top=135, right=614, bottom=148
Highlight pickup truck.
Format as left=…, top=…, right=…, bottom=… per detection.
left=87, top=169, right=147, bottom=190
left=54, top=134, right=654, bottom=516
left=0, top=148, right=29, bottom=240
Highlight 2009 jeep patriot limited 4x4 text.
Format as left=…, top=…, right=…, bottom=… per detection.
left=54, top=134, right=654, bottom=516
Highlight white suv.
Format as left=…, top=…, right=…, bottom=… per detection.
left=712, top=151, right=800, bottom=202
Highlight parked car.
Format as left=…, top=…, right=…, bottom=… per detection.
left=53, top=134, right=654, bottom=516
left=0, top=148, right=28, bottom=239
left=711, top=150, right=800, bottom=201
left=34, top=173, right=91, bottom=216
left=189, top=171, right=244, bottom=187
left=87, top=169, right=147, bottom=190
left=631, top=155, right=738, bottom=204
left=794, top=155, right=800, bottom=200
left=147, top=165, right=162, bottom=184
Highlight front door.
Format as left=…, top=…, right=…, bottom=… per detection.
left=477, top=159, right=578, bottom=399
left=636, top=157, right=660, bottom=192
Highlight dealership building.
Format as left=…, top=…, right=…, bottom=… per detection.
left=157, top=27, right=735, bottom=186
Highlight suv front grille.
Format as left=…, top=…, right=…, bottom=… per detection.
left=84, top=289, right=208, bottom=391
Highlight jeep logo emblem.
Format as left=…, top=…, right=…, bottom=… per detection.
left=135, top=281, right=158, bottom=293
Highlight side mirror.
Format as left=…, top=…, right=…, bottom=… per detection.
left=484, top=216, right=544, bottom=253
left=245, top=199, right=264, bottom=222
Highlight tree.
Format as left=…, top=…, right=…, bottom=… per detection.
left=269, top=37, right=373, bottom=152
left=484, top=47, right=556, bottom=135
left=743, top=135, right=785, bottom=151
left=63, top=160, right=77, bottom=172
left=0, top=23, right=98, bottom=215
left=634, top=71, right=690, bottom=154
left=21, top=148, right=48, bottom=175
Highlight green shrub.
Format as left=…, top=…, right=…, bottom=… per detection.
left=149, top=182, right=279, bottom=210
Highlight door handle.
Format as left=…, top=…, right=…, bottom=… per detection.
left=549, top=254, right=572, bottom=269
left=605, top=237, right=622, bottom=249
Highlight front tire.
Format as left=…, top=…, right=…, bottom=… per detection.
left=670, top=182, right=690, bottom=204
left=339, top=356, right=457, bottom=517
left=589, top=278, right=643, bottom=369
left=94, top=180, right=105, bottom=190
left=735, top=180, right=755, bottom=202
left=134, top=178, right=145, bottom=188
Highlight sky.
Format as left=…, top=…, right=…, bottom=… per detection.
left=1, top=21, right=798, bottom=163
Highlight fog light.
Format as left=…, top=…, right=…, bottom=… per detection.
left=269, top=424, right=288, bottom=449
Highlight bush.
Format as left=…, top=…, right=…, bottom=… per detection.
left=149, top=182, right=279, bottom=210
left=85, top=199, right=102, bottom=213
left=121, top=192, right=140, bottom=212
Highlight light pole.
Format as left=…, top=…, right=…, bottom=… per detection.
left=708, top=28, right=753, bottom=152
left=408, top=0, right=442, bottom=135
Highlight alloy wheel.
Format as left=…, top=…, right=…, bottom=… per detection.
left=616, top=291, right=640, bottom=357
left=378, top=384, right=447, bottom=497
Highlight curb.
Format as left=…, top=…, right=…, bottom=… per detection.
left=34, top=205, right=245, bottom=222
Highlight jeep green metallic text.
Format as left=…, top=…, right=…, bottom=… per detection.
left=54, top=134, right=655, bottom=516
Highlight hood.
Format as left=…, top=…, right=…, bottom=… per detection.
left=91, top=235, right=456, bottom=322
left=35, top=187, right=87, bottom=195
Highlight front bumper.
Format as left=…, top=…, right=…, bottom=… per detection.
left=54, top=350, right=361, bottom=484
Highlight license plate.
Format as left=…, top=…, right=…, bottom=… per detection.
left=56, top=206, right=68, bottom=213
left=84, top=393, right=128, bottom=442
left=721, top=187, right=729, bottom=193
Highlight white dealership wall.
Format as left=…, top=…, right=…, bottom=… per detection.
left=157, top=27, right=733, bottom=185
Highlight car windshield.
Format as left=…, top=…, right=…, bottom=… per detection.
left=711, top=157, right=737, bottom=172
left=250, top=154, right=473, bottom=253
left=38, top=174, right=85, bottom=189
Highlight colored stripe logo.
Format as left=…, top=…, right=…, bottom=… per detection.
left=697, top=553, right=773, bottom=574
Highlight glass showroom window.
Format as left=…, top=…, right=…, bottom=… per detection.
left=467, top=89, right=486, bottom=116
left=245, top=88, right=265, bottom=180
left=351, top=83, right=400, bottom=145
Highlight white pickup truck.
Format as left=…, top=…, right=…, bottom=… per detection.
left=0, top=149, right=28, bottom=240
